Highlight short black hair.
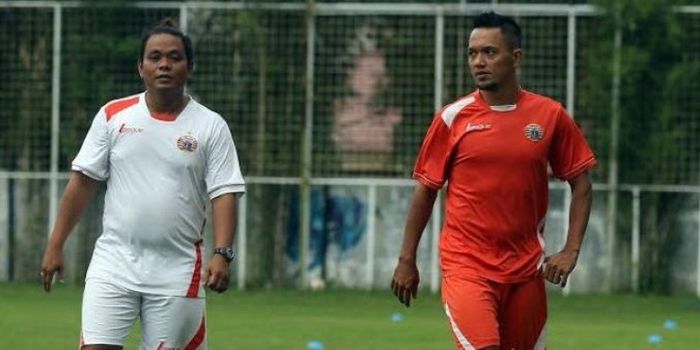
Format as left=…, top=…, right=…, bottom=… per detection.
left=472, top=11, right=522, bottom=49
left=139, top=18, right=194, bottom=68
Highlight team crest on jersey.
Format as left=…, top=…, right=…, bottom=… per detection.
left=177, top=134, right=198, bottom=152
left=524, top=123, right=545, bottom=142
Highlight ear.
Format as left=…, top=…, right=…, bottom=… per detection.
left=137, top=60, right=144, bottom=78
left=512, top=48, right=523, bottom=68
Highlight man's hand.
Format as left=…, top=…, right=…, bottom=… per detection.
left=204, top=254, right=230, bottom=293
left=543, top=248, right=579, bottom=288
left=391, top=257, right=420, bottom=307
left=41, top=244, right=64, bottom=293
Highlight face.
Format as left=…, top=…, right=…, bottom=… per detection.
left=138, top=33, right=191, bottom=92
left=467, top=27, right=521, bottom=91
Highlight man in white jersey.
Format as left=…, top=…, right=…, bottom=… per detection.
left=40, top=19, right=244, bottom=350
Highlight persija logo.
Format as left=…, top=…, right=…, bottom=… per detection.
left=118, top=123, right=144, bottom=134
left=177, top=134, right=198, bottom=152
left=524, top=123, right=545, bottom=142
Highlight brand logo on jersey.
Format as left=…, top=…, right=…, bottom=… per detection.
left=118, top=123, right=143, bottom=134
left=524, top=123, right=545, bottom=142
left=465, top=122, right=492, bottom=133
left=177, top=134, right=198, bottom=152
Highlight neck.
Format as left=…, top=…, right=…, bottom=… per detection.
left=479, top=81, right=520, bottom=106
left=146, top=88, right=188, bottom=114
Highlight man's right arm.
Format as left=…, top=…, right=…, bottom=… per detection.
left=41, top=171, right=99, bottom=292
left=391, top=183, right=438, bottom=307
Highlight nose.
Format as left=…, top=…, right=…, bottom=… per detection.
left=471, top=53, right=486, bottom=67
left=157, top=57, right=172, bottom=70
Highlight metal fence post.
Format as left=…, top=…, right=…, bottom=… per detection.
left=605, top=22, right=622, bottom=292
left=561, top=7, right=578, bottom=297
left=366, top=184, right=377, bottom=289
left=8, top=178, right=15, bottom=281
left=429, top=8, right=445, bottom=294
left=697, top=194, right=700, bottom=297
left=48, top=3, right=62, bottom=238
left=179, top=3, right=189, bottom=32
left=237, top=192, right=248, bottom=290
left=632, top=187, right=640, bottom=293
left=299, top=0, right=316, bottom=289
left=566, top=7, right=576, bottom=114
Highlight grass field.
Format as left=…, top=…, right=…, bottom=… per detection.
left=1, top=283, right=698, bottom=349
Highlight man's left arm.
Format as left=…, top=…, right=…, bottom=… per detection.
left=544, top=170, right=592, bottom=288
left=205, top=193, right=238, bottom=293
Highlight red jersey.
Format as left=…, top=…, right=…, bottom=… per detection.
left=414, top=89, right=596, bottom=283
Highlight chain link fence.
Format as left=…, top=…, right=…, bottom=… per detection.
left=1, top=1, right=699, bottom=295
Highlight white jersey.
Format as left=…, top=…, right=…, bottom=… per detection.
left=72, top=92, right=245, bottom=297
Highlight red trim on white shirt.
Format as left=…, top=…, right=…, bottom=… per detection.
left=185, top=316, right=206, bottom=350
left=104, top=95, right=139, bottom=122
left=186, top=240, right=203, bottom=298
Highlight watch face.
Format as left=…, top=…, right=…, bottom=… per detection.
left=216, top=247, right=234, bottom=260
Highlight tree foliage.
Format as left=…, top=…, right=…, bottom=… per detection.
left=583, top=0, right=700, bottom=293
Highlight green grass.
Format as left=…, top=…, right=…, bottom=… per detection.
left=0, top=283, right=698, bottom=349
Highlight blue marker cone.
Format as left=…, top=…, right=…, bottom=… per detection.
left=647, top=334, right=663, bottom=345
left=307, top=340, right=324, bottom=350
left=391, top=312, right=405, bottom=322
left=664, top=319, right=678, bottom=330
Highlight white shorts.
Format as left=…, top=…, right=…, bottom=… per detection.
left=81, top=277, right=206, bottom=349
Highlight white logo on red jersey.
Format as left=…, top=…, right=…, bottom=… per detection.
left=524, top=123, right=545, bottom=141
left=177, top=134, right=198, bottom=152
left=118, top=123, right=144, bottom=134
left=465, top=122, right=492, bottom=133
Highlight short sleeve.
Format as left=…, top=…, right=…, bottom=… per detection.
left=71, top=109, right=110, bottom=181
left=206, top=118, right=245, bottom=199
left=413, top=114, right=453, bottom=190
left=549, top=108, right=596, bottom=180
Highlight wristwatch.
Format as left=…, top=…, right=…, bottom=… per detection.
left=213, top=247, right=235, bottom=263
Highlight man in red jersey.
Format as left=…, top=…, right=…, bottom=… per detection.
left=391, top=12, right=595, bottom=350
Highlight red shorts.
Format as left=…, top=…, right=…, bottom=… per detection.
left=442, top=274, right=547, bottom=350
